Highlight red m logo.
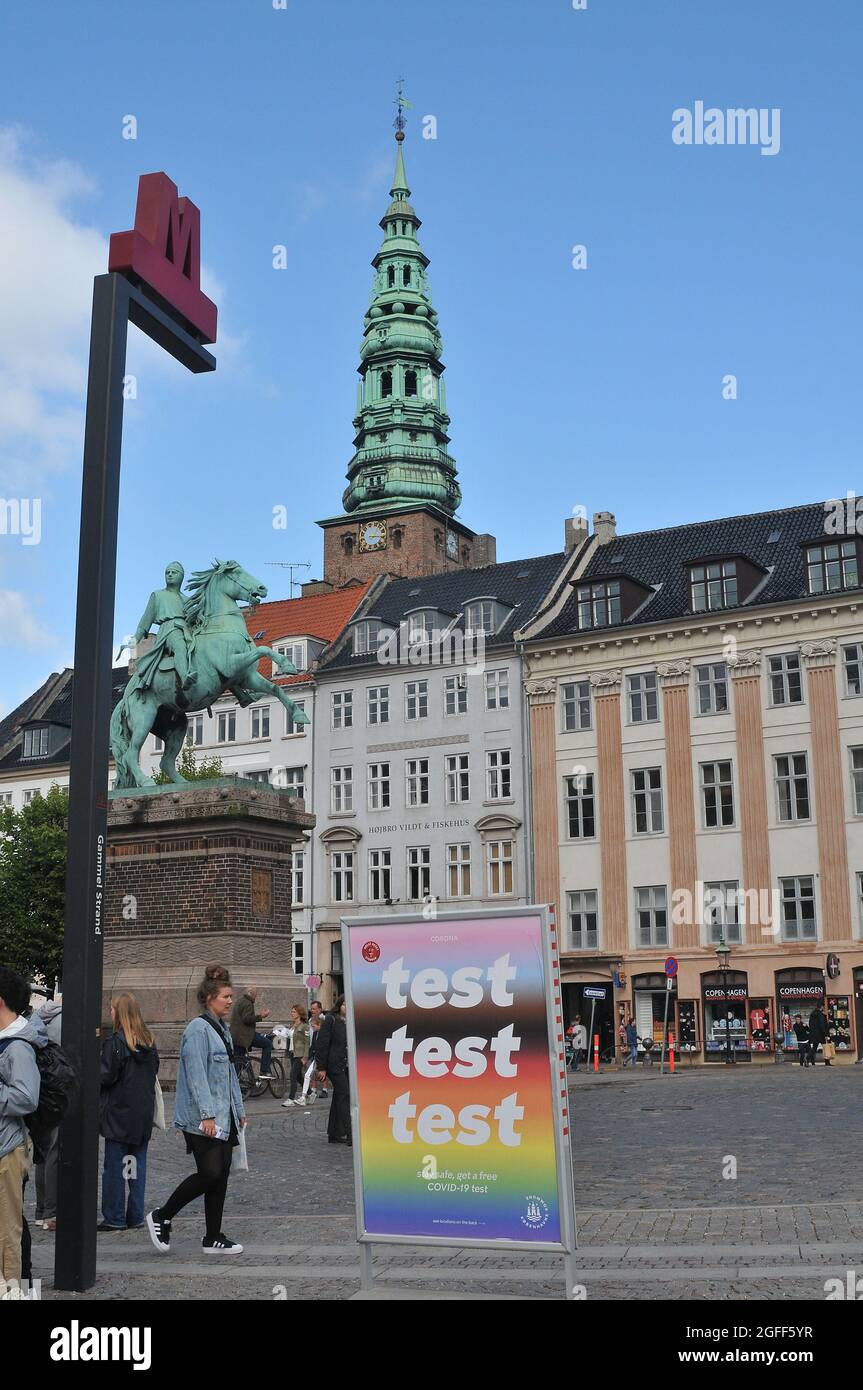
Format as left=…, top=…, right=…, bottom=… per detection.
left=108, top=173, right=217, bottom=343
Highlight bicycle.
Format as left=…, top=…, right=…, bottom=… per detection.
left=234, top=1051, right=287, bottom=1100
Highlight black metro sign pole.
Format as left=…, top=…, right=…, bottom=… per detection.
left=55, top=175, right=217, bottom=1292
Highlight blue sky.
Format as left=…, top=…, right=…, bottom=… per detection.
left=0, top=0, right=860, bottom=715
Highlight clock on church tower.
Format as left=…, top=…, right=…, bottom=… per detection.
left=358, top=520, right=388, bottom=553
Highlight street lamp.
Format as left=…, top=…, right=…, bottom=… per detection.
left=715, top=935, right=734, bottom=1065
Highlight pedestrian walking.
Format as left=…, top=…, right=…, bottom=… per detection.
left=282, top=1005, right=309, bottom=1106
left=622, top=1017, right=639, bottom=1068
left=808, top=1004, right=831, bottom=1066
left=229, top=985, right=273, bottom=1079
left=147, top=965, right=246, bottom=1256
left=315, top=996, right=351, bottom=1145
left=309, top=1000, right=328, bottom=1097
left=792, top=1014, right=812, bottom=1067
left=300, top=1013, right=322, bottom=1103
left=99, top=994, right=159, bottom=1231
left=33, top=998, right=62, bottom=1232
left=0, top=966, right=44, bottom=1298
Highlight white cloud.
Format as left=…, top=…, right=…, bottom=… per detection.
left=0, top=589, right=57, bottom=648
left=0, top=127, right=106, bottom=494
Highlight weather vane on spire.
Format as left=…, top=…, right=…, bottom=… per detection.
left=393, top=78, right=412, bottom=141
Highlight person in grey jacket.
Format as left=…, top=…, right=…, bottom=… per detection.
left=0, top=967, right=44, bottom=1296
left=147, top=965, right=246, bottom=1256
left=33, top=999, right=61, bottom=1230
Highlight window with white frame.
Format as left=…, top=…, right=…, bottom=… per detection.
left=806, top=540, right=859, bottom=595
left=405, top=680, right=428, bottom=720
left=407, top=610, right=438, bottom=642
left=843, top=643, right=863, bottom=697
left=367, top=685, right=389, bottom=725
left=577, top=580, right=620, bottom=629
left=330, top=766, right=353, bottom=813
left=700, top=760, right=734, bottom=828
left=22, top=728, right=49, bottom=759
left=445, top=754, right=470, bottom=803
left=188, top=714, right=204, bottom=746
left=779, top=875, right=816, bottom=941
left=775, top=753, right=810, bottom=822
left=368, top=848, right=392, bottom=902
left=331, top=690, right=353, bottom=730
left=330, top=851, right=354, bottom=903
left=635, top=886, right=668, bottom=947
left=250, top=706, right=270, bottom=740
left=406, top=758, right=430, bottom=807
left=631, top=767, right=663, bottom=834
left=367, top=761, right=391, bottom=811
left=447, top=843, right=471, bottom=897
left=153, top=735, right=164, bottom=753
left=245, top=770, right=269, bottom=784
left=464, top=600, right=496, bottom=636
left=567, top=889, right=598, bottom=950
left=291, top=850, right=305, bottom=904
left=353, top=620, right=383, bottom=656
left=768, top=652, right=803, bottom=706
left=565, top=773, right=595, bottom=838
left=850, top=748, right=863, bottom=816
left=291, top=936, right=305, bottom=976
left=703, top=881, right=742, bottom=944
left=485, top=668, right=510, bottom=711
left=444, top=674, right=468, bottom=716
left=690, top=560, right=738, bottom=613
left=695, top=663, right=729, bottom=715
left=407, top=846, right=431, bottom=899
left=282, top=766, right=305, bottom=799
left=627, top=671, right=658, bottom=723
left=561, top=680, right=591, bottom=731
left=23, top=789, right=40, bottom=804
left=0, top=791, right=12, bottom=806
left=486, top=750, right=511, bottom=801
left=284, top=700, right=307, bottom=736
left=487, top=840, right=514, bottom=896
left=217, top=710, right=236, bottom=743
left=274, top=641, right=306, bottom=673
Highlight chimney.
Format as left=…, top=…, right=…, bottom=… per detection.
left=301, top=579, right=334, bottom=597
left=472, top=533, right=497, bottom=567
left=565, top=515, right=589, bottom=553
left=592, top=510, right=617, bottom=546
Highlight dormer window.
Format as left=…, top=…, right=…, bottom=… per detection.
left=22, top=727, right=49, bottom=759
left=406, top=610, right=440, bottom=642
left=577, top=580, right=620, bottom=629
left=806, top=540, right=859, bottom=595
left=464, top=600, right=498, bottom=637
left=353, top=620, right=387, bottom=656
left=690, top=560, right=737, bottom=613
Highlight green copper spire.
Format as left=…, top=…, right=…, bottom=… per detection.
left=341, top=116, right=461, bottom=518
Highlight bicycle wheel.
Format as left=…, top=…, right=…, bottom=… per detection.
left=268, top=1057, right=287, bottom=1099
left=236, top=1060, right=254, bottom=1100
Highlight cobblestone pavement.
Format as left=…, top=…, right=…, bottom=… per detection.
left=30, top=1067, right=863, bottom=1301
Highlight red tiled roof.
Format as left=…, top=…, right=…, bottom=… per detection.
left=243, top=580, right=373, bottom=683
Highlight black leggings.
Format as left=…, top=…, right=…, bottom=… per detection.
left=161, top=1133, right=233, bottom=1240
left=288, top=1056, right=305, bottom=1100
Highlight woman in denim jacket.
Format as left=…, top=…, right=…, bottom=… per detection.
left=147, top=965, right=246, bottom=1256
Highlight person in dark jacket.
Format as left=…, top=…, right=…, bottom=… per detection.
left=229, top=986, right=273, bottom=1079
left=315, top=997, right=351, bottom=1145
left=99, top=993, right=159, bottom=1231
left=792, top=1014, right=812, bottom=1067
left=807, top=1004, right=830, bottom=1065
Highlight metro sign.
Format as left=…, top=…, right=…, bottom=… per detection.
left=108, top=172, right=217, bottom=343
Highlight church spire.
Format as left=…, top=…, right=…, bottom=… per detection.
left=340, top=90, right=461, bottom=518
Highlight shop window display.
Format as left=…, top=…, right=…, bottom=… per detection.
left=748, top=999, right=772, bottom=1053
left=827, top=996, right=852, bottom=1052
left=678, top=1000, right=698, bottom=1052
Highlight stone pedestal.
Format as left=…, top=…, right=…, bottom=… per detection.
left=103, top=780, right=315, bottom=1080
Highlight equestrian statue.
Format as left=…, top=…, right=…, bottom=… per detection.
left=110, top=559, right=309, bottom=789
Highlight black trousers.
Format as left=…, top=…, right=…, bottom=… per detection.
left=288, top=1056, right=305, bottom=1100
left=161, top=1133, right=233, bottom=1240
left=327, top=1069, right=351, bottom=1140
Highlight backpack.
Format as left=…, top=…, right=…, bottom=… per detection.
left=0, top=1037, right=80, bottom=1162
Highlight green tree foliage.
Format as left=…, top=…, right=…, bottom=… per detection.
left=0, top=785, right=68, bottom=985
left=153, top=738, right=224, bottom=784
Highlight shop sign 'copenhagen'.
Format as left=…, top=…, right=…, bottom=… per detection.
left=108, top=172, right=218, bottom=342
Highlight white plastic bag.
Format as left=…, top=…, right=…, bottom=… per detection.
left=236, top=1126, right=249, bottom=1173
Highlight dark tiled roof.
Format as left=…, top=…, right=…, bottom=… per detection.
left=0, top=672, right=63, bottom=747
left=0, top=667, right=129, bottom=772
left=322, top=552, right=567, bottom=671
left=538, top=501, right=847, bottom=639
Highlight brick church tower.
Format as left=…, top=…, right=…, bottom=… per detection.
left=318, top=98, right=495, bottom=585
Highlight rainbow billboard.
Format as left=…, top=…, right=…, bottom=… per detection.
left=343, top=906, right=575, bottom=1250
